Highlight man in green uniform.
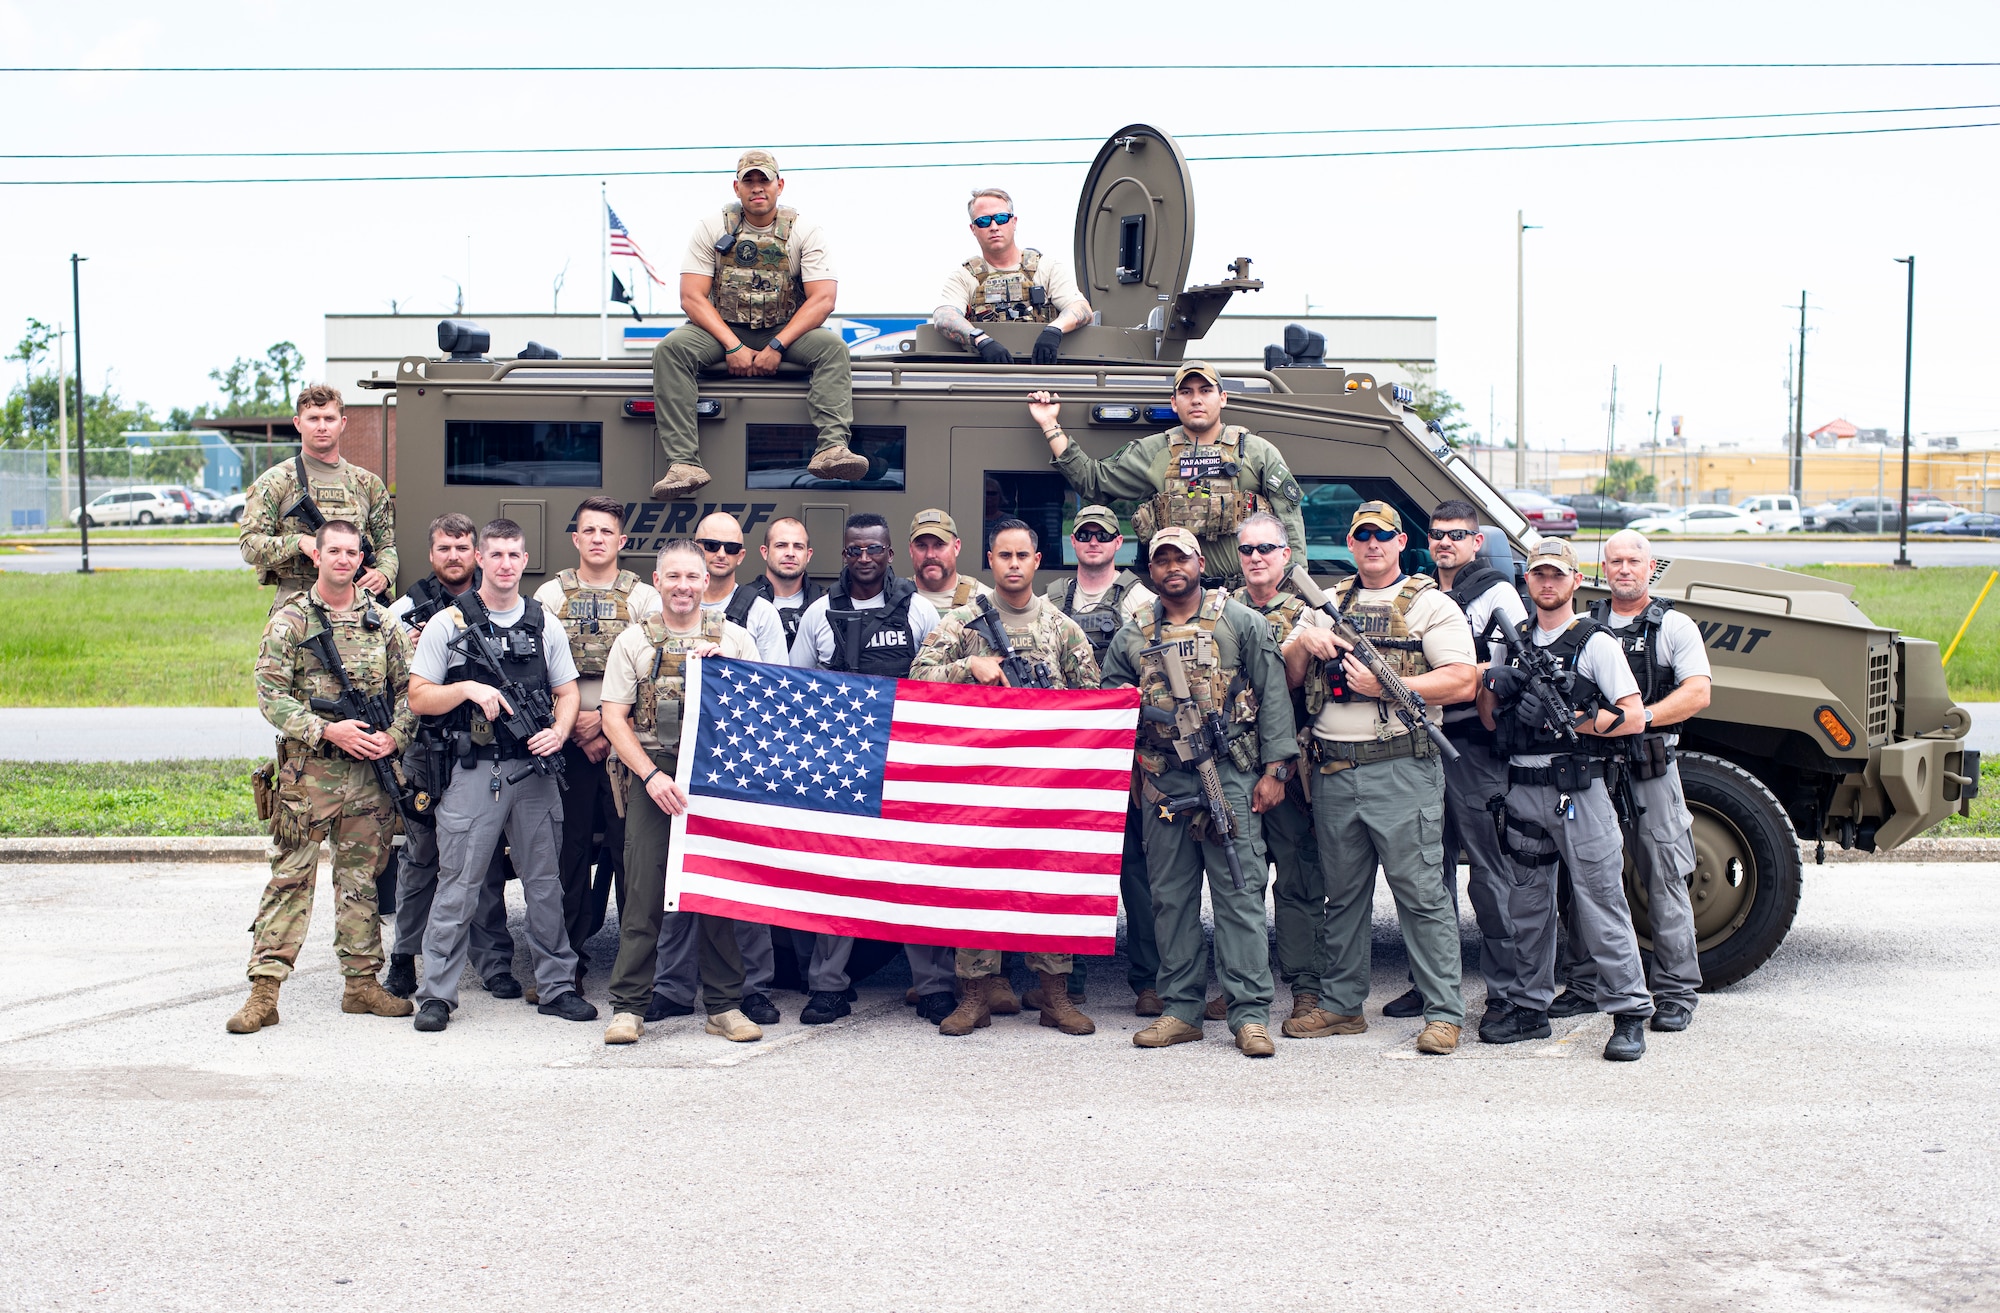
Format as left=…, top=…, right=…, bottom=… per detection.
left=228, top=518, right=415, bottom=1033
left=910, top=517, right=1103, bottom=1039
left=1099, top=527, right=1298, bottom=1058
left=1027, top=360, right=1306, bottom=585
left=238, top=384, right=398, bottom=613
left=649, top=149, right=867, bottom=499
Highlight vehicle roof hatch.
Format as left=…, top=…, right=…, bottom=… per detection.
left=1073, top=125, right=1197, bottom=333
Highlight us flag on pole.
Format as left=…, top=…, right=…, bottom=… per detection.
left=606, top=203, right=665, bottom=285
left=665, top=657, right=1140, bottom=954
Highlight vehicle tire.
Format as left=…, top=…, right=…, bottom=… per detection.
left=80, top=513, right=95, bottom=528
left=137, top=511, right=155, bottom=524
left=1623, top=751, right=1802, bottom=990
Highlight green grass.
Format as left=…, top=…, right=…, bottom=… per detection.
left=1794, top=566, right=2000, bottom=701
left=10, top=527, right=241, bottom=542
left=0, top=758, right=265, bottom=837
left=1932, top=758, right=2000, bottom=838
left=0, top=570, right=267, bottom=706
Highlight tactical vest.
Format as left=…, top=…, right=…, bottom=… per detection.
left=438, top=593, right=554, bottom=754
left=748, top=574, right=825, bottom=646
left=554, top=569, right=642, bottom=677
left=710, top=203, right=802, bottom=330
left=1130, top=426, right=1261, bottom=545
left=294, top=596, right=395, bottom=740
left=1234, top=585, right=1312, bottom=724
left=634, top=610, right=725, bottom=745
left=1493, top=615, right=1609, bottom=758
left=720, top=585, right=760, bottom=633
left=825, top=575, right=921, bottom=678
left=398, top=574, right=466, bottom=631
left=1302, top=575, right=1435, bottom=717
left=1051, top=571, right=1139, bottom=659
left=963, top=248, right=1053, bottom=323
left=1443, top=561, right=1510, bottom=662
left=260, top=459, right=373, bottom=587
left=1588, top=596, right=1684, bottom=711
left=1134, top=589, right=1259, bottom=772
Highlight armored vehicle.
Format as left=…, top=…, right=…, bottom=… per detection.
left=370, top=124, right=1979, bottom=989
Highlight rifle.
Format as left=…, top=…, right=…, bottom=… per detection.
left=399, top=569, right=479, bottom=632
left=444, top=604, right=568, bottom=790
left=300, top=621, right=413, bottom=914
left=965, top=593, right=1055, bottom=688
left=1484, top=624, right=1584, bottom=747
left=1286, top=566, right=1461, bottom=763
left=283, top=455, right=377, bottom=569
left=1138, top=639, right=1247, bottom=891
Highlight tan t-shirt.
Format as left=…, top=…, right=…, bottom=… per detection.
left=683, top=209, right=836, bottom=284
left=531, top=576, right=662, bottom=711
left=939, top=251, right=1086, bottom=317
left=599, top=617, right=759, bottom=757
left=918, top=576, right=991, bottom=612
left=1291, top=584, right=1476, bottom=741
left=1074, top=577, right=1156, bottom=625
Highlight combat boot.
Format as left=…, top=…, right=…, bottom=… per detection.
left=982, top=974, right=1021, bottom=1016
left=1416, top=1021, right=1461, bottom=1055
left=1288, top=990, right=1321, bottom=1020
left=1132, top=1016, right=1203, bottom=1048
left=806, top=445, right=870, bottom=482
left=939, top=981, right=992, bottom=1036
left=650, top=464, right=711, bottom=499
left=225, top=978, right=282, bottom=1034
left=1281, top=1007, right=1366, bottom=1039
left=382, top=953, right=418, bottom=999
left=1034, top=972, right=1095, bottom=1035
left=1603, top=1013, right=1647, bottom=1062
left=1234, top=1023, right=1276, bottom=1057
left=1133, top=988, right=1165, bottom=1017
left=342, top=975, right=416, bottom=1018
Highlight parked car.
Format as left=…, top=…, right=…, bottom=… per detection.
left=160, top=484, right=224, bottom=523
left=67, top=487, right=192, bottom=527
left=1553, top=492, right=1639, bottom=530
left=1626, top=501, right=1675, bottom=519
left=1627, top=505, right=1768, bottom=535
left=1911, top=511, right=2000, bottom=537
left=1501, top=489, right=1579, bottom=536
left=220, top=491, right=248, bottom=522
left=1736, top=493, right=1804, bottom=533
left=1808, top=497, right=1955, bottom=533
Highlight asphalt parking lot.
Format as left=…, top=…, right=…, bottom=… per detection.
left=2, top=858, right=1993, bottom=1311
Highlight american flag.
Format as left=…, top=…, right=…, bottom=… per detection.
left=664, top=657, right=1141, bottom=955
left=606, top=203, right=665, bottom=285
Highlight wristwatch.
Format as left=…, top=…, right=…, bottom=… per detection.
left=1264, top=760, right=1295, bottom=783
left=769, top=338, right=787, bottom=356
left=1644, top=707, right=1655, bottom=726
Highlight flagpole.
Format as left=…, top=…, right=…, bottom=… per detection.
left=599, top=181, right=609, bottom=361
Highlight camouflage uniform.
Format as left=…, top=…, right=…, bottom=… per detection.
left=1050, top=426, right=1306, bottom=583
left=248, top=587, right=416, bottom=982
left=238, top=456, right=399, bottom=613
left=910, top=595, right=1101, bottom=979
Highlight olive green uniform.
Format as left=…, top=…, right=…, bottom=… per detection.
left=1050, top=426, right=1306, bottom=582
left=247, top=587, right=416, bottom=981
left=238, top=456, right=399, bottom=613
left=1100, top=590, right=1298, bottom=1030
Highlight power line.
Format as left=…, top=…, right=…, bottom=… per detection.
left=9, top=101, right=1994, bottom=161
left=7, top=60, right=2000, bottom=73
left=5, top=118, right=1995, bottom=186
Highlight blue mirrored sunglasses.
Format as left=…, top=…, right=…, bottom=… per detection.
left=971, top=212, right=1016, bottom=229
left=1350, top=526, right=1402, bottom=543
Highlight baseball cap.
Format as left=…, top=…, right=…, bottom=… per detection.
left=1525, top=537, right=1581, bottom=576
left=1149, top=526, right=1201, bottom=559
left=735, top=149, right=781, bottom=181
left=909, top=508, right=958, bottom=542
left=1072, top=505, right=1120, bottom=535
left=1172, top=360, right=1222, bottom=390
left=1349, top=500, right=1403, bottom=534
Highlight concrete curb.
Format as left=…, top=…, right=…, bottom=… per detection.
left=1803, top=837, right=2000, bottom=864
left=0, top=836, right=272, bottom=864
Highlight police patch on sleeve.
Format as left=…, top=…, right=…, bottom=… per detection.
left=1267, top=465, right=1303, bottom=505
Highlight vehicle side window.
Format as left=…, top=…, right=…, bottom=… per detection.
left=445, top=420, right=603, bottom=486
left=747, top=423, right=904, bottom=491
left=1299, top=477, right=1434, bottom=577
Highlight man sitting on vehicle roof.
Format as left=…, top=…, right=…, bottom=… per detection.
left=931, top=186, right=1094, bottom=366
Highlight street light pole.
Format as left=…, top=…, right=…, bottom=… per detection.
left=71, top=253, right=90, bottom=575
left=1895, top=255, right=1916, bottom=570
left=1514, top=211, right=1538, bottom=488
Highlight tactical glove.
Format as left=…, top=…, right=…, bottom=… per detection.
left=1032, top=325, right=1064, bottom=365
left=976, top=336, right=1014, bottom=365
left=1484, top=666, right=1529, bottom=701
left=1512, top=689, right=1552, bottom=733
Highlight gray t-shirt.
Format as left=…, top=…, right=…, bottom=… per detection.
left=410, top=594, right=580, bottom=690
left=1602, top=605, right=1711, bottom=738
left=1510, top=623, right=1639, bottom=768
left=706, top=586, right=790, bottom=664
left=1445, top=577, right=1529, bottom=725
left=789, top=589, right=942, bottom=670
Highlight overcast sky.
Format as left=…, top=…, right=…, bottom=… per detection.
left=3, top=1, right=1997, bottom=452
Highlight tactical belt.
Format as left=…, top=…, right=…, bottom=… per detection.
left=1309, top=731, right=1438, bottom=770
left=1507, top=756, right=1605, bottom=788
left=462, top=741, right=532, bottom=763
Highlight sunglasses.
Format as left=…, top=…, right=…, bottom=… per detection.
left=1350, top=526, right=1401, bottom=544
left=1071, top=526, right=1118, bottom=543
left=1429, top=527, right=1478, bottom=542
left=841, top=543, right=891, bottom=559
left=971, top=212, right=1016, bottom=229
left=1236, top=542, right=1286, bottom=557
left=694, top=538, right=744, bottom=556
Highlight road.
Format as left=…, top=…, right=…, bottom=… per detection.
left=0, top=543, right=249, bottom=572
left=1, top=858, right=1994, bottom=1311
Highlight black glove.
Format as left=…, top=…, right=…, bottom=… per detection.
left=976, top=336, right=1013, bottom=365
left=1484, top=666, right=1529, bottom=701
left=1032, top=325, right=1064, bottom=365
left=1512, top=689, right=1552, bottom=734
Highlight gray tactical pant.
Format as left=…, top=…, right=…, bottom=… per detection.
left=392, top=817, right=513, bottom=983
left=806, top=935, right=956, bottom=997
left=1262, top=786, right=1323, bottom=993
left=1609, top=764, right=1703, bottom=1012
left=416, top=764, right=579, bottom=1012
left=1142, top=762, right=1274, bottom=1030
left=1441, top=734, right=1520, bottom=1002
left=1500, top=779, right=1653, bottom=1017
left=654, top=916, right=776, bottom=1003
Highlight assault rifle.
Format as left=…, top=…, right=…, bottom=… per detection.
left=444, top=609, right=568, bottom=789
left=1286, top=566, right=1461, bottom=763
left=300, top=622, right=412, bottom=913
left=1138, top=640, right=1246, bottom=891
left=284, top=455, right=377, bottom=568
left=1484, top=625, right=1585, bottom=747
left=399, top=570, right=480, bottom=632
left=965, top=593, right=1055, bottom=688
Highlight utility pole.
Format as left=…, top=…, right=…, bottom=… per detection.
left=1895, top=256, right=1916, bottom=569
left=1514, top=211, right=1537, bottom=488
left=71, top=254, right=90, bottom=574
left=1791, top=292, right=1809, bottom=504
left=599, top=182, right=609, bottom=361
left=1603, top=364, right=1619, bottom=499
left=1649, top=363, right=1663, bottom=501
left=55, top=319, right=69, bottom=519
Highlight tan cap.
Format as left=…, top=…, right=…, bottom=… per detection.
left=735, top=149, right=781, bottom=181
left=1172, top=359, right=1221, bottom=389
left=1525, top=537, right=1581, bottom=576
left=1148, top=526, right=1201, bottom=558
left=1072, top=505, right=1121, bottom=535
left=1349, top=500, right=1403, bottom=534
left=909, top=508, right=958, bottom=542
